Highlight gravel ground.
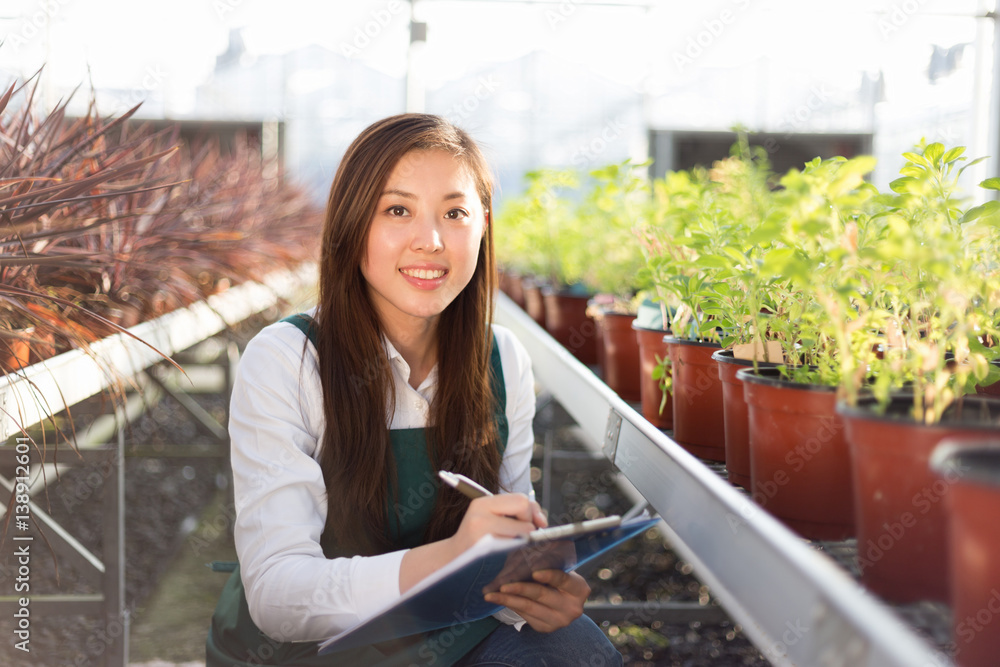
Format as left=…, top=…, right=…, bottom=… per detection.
left=0, top=312, right=769, bottom=666
left=533, top=399, right=768, bottom=667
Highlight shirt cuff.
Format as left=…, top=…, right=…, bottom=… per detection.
left=492, top=607, right=527, bottom=630
left=348, top=549, right=406, bottom=622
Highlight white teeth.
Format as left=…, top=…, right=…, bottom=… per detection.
left=402, top=268, right=445, bottom=280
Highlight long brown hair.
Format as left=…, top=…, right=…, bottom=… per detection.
left=316, top=114, right=500, bottom=555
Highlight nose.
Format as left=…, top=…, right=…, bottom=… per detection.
left=411, top=214, right=444, bottom=253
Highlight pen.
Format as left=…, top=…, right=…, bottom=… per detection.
left=438, top=470, right=493, bottom=499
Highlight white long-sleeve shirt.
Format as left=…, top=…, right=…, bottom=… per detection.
left=229, top=315, right=536, bottom=642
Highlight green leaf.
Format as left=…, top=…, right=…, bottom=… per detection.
left=958, top=156, right=988, bottom=177
left=941, top=146, right=966, bottom=163
left=962, top=200, right=1000, bottom=224
left=924, top=143, right=945, bottom=163
left=889, top=177, right=916, bottom=194
left=979, top=177, right=1000, bottom=191
left=902, top=152, right=928, bottom=167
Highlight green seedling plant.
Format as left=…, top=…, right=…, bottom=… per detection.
left=758, top=154, right=881, bottom=399
left=864, top=142, right=1000, bottom=422
left=495, top=167, right=579, bottom=289
left=695, top=136, right=784, bottom=356
left=575, top=160, right=651, bottom=303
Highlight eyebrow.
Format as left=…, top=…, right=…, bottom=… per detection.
left=380, top=188, right=470, bottom=202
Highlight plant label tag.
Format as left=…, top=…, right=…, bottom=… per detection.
left=732, top=341, right=783, bottom=363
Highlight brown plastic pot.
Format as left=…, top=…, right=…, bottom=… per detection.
left=522, top=278, right=546, bottom=327
left=664, top=337, right=725, bottom=461
left=713, top=351, right=778, bottom=490
left=543, top=290, right=597, bottom=366
left=976, top=361, right=1000, bottom=397
left=633, top=325, right=672, bottom=429
left=596, top=313, right=641, bottom=402
left=930, top=439, right=1000, bottom=667
left=499, top=270, right=526, bottom=309
left=839, top=394, right=1000, bottom=603
left=739, top=368, right=854, bottom=540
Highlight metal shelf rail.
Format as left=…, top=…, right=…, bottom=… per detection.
left=495, top=291, right=951, bottom=667
left=0, top=264, right=316, bottom=666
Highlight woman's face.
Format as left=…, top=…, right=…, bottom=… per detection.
left=362, top=149, right=486, bottom=334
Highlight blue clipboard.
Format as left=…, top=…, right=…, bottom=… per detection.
left=318, top=515, right=660, bottom=655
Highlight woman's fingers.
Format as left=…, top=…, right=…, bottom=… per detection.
left=473, top=494, right=547, bottom=527
left=483, top=570, right=591, bottom=633
left=452, top=493, right=547, bottom=552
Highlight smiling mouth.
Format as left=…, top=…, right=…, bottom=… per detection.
left=400, top=268, right=447, bottom=280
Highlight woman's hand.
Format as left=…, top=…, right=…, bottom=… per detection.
left=400, top=493, right=545, bottom=593
left=449, top=494, right=547, bottom=554
left=483, top=569, right=591, bottom=633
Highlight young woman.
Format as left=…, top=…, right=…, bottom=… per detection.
left=206, top=114, right=623, bottom=666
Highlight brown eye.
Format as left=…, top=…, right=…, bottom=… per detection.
left=387, top=205, right=407, bottom=216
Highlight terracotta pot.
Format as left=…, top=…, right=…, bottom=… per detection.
left=542, top=290, right=597, bottom=366
left=664, top=337, right=725, bottom=461
left=713, top=351, right=778, bottom=490
left=499, top=270, right=526, bottom=309
left=839, top=394, right=1000, bottom=603
left=593, top=310, right=607, bottom=375
left=976, top=361, right=1000, bottom=397
left=633, top=325, right=672, bottom=429
left=930, top=439, right=1000, bottom=667
left=522, top=278, right=546, bottom=327
left=738, top=368, right=854, bottom=540
left=595, top=312, right=641, bottom=402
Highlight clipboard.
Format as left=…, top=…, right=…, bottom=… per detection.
left=317, top=514, right=660, bottom=655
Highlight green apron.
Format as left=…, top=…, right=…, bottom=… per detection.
left=206, top=315, right=508, bottom=666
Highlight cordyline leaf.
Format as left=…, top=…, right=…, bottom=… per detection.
left=0, top=82, right=15, bottom=117
left=0, top=283, right=182, bottom=372
left=0, top=177, right=62, bottom=190
left=0, top=147, right=180, bottom=212
left=41, top=102, right=145, bottom=178
left=0, top=253, right=106, bottom=267
left=1, top=178, right=185, bottom=220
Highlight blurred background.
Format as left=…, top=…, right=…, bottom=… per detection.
left=2, top=0, right=998, bottom=204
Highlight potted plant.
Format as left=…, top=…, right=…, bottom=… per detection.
left=577, top=160, right=650, bottom=400
left=696, top=139, right=784, bottom=487
left=735, top=153, right=879, bottom=539
left=930, top=438, right=1000, bottom=667
left=495, top=168, right=579, bottom=332
left=833, top=143, right=1000, bottom=603
left=640, top=165, right=729, bottom=461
